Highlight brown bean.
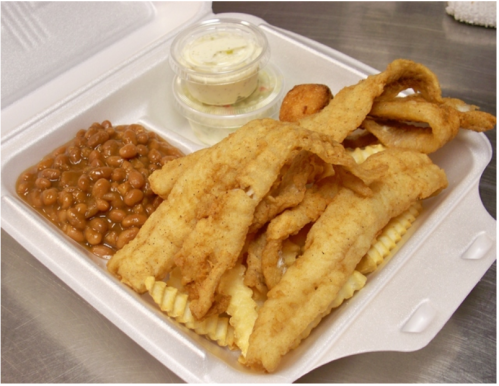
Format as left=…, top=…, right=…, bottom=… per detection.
left=60, top=171, right=81, bottom=187
left=108, top=208, right=126, bottom=222
left=39, top=168, right=61, bottom=180
left=81, top=147, right=92, bottom=159
left=89, top=217, right=109, bottom=234
left=19, top=171, right=36, bottom=182
left=84, top=126, right=100, bottom=139
left=84, top=200, right=99, bottom=219
left=136, top=132, right=149, bottom=144
left=111, top=168, right=126, bottom=182
left=87, top=130, right=110, bottom=148
left=58, top=209, right=67, bottom=224
left=148, top=148, right=162, bottom=163
left=106, top=155, right=123, bottom=167
left=88, top=149, right=101, bottom=162
left=88, top=167, right=113, bottom=181
left=84, top=227, right=102, bottom=245
left=103, top=192, right=125, bottom=209
left=127, top=169, right=145, bottom=189
left=17, top=181, right=31, bottom=196
left=124, top=189, right=143, bottom=207
left=122, top=214, right=147, bottom=228
left=53, top=154, right=70, bottom=170
left=96, top=198, right=110, bottom=212
left=67, top=208, right=86, bottom=230
left=149, top=139, right=159, bottom=150
left=27, top=189, right=43, bottom=208
left=101, top=120, right=112, bottom=129
left=59, top=191, right=73, bottom=209
left=136, top=144, right=149, bottom=156
left=123, top=129, right=137, bottom=145
left=117, top=181, right=131, bottom=197
left=104, top=230, right=119, bottom=248
left=90, top=158, right=105, bottom=168
left=65, top=225, right=85, bottom=243
left=116, top=227, right=139, bottom=249
left=152, top=196, right=163, bottom=209
left=41, top=188, right=58, bottom=206
left=92, top=178, right=111, bottom=198
left=91, top=245, right=114, bottom=259
left=67, top=146, right=82, bottom=164
left=77, top=174, right=91, bottom=192
left=35, top=177, right=51, bottom=189
left=52, top=146, right=67, bottom=157
left=74, top=202, right=88, bottom=215
left=119, top=143, right=138, bottom=159
left=101, top=140, right=120, bottom=157
left=73, top=189, right=87, bottom=204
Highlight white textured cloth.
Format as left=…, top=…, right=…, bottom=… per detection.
left=446, top=1, right=496, bottom=28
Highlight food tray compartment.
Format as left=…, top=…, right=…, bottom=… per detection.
left=1, top=12, right=496, bottom=383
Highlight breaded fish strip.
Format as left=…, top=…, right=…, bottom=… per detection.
left=261, top=176, right=340, bottom=289
left=298, top=59, right=443, bottom=141
left=149, top=148, right=208, bottom=199
left=176, top=124, right=387, bottom=319
left=249, top=152, right=326, bottom=233
left=243, top=148, right=448, bottom=372
left=362, top=95, right=496, bottom=153
left=107, top=119, right=280, bottom=293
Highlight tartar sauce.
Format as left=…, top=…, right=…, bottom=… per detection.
left=170, top=19, right=269, bottom=106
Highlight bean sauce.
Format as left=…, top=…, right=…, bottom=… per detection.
left=16, top=121, right=184, bottom=259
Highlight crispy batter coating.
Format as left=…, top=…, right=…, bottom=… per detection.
left=363, top=95, right=496, bottom=153
left=176, top=123, right=386, bottom=319
left=108, top=119, right=280, bottom=293
left=243, top=149, right=448, bottom=372
left=297, top=59, right=445, bottom=141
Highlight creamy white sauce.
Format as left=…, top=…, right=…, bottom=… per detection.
left=183, top=33, right=261, bottom=72
left=180, top=31, right=263, bottom=105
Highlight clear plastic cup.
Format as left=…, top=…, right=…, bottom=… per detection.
left=172, top=62, right=284, bottom=146
left=169, top=18, right=270, bottom=106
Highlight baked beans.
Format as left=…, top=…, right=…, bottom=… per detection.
left=16, top=121, right=184, bottom=259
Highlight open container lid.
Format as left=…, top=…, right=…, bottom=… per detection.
left=1, top=2, right=496, bottom=383
left=1, top=1, right=212, bottom=140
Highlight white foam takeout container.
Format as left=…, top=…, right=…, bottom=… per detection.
left=1, top=2, right=496, bottom=383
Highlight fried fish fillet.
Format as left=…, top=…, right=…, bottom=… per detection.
left=298, top=59, right=444, bottom=141
left=176, top=123, right=387, bottom=319
left=363, top=95, right=496, bottom=153
left=107, top=119, right=280, bottom=293
left=243, top=148, right=448, bottom=372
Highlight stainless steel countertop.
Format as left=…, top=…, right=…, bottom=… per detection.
left=2, top=1, right=496, bottom=383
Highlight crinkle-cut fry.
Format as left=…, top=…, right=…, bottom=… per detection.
left=219, top=264, right=259, bottom=358
left=244, top=149, right=448, bottom=373
left=356, top=201, right=422, bottom=275
left=144, top=277, right=236, bottom=349
left=289, top=270, right=367, bottom=351
left=298, top=59, right=443, bottom=141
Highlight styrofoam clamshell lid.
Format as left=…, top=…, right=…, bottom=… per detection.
left=1, top=3, right=496, bottom=383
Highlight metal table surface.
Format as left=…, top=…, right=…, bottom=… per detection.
left=2, top=1, right=496, bottom=383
